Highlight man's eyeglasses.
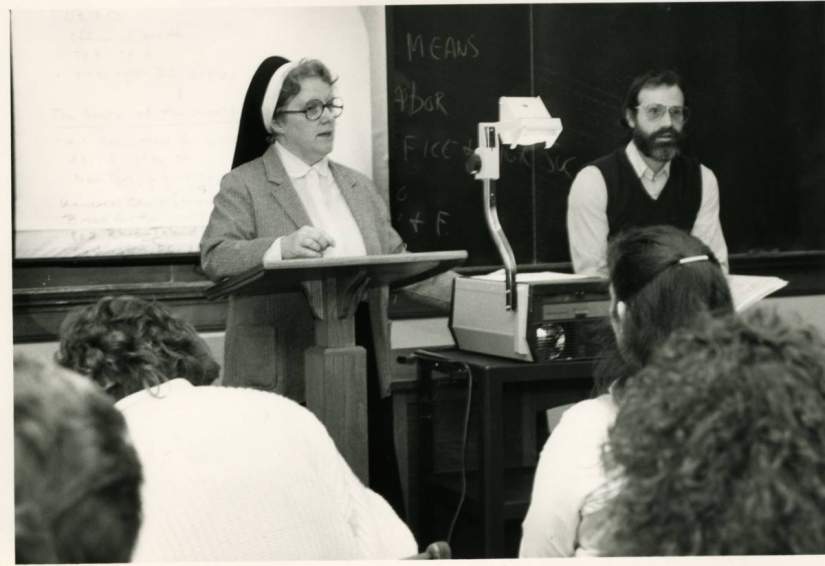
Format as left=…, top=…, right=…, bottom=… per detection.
left=276, top=98, right=344, bottom=121
left=636, top=104, right=690, bottom=123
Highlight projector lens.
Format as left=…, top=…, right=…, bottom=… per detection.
left=535, top=323, right=566, bottom=360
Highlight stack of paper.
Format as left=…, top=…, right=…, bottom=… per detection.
left=473, top=269, right=595, bottom=283
left=727, top=274, right=788, bottom=312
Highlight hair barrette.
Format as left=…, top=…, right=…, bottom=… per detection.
left=678, top=255, right=710, bottom=265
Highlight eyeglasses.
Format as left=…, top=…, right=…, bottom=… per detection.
left=276, top=97, right=344, bottom=121
left=636, top=104, right=690, bottom=123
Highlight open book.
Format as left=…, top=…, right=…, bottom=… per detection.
left=474, top=270, right=787, bottom=312
left=727, top=274, right=788, bottom=312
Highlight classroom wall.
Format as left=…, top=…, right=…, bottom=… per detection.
left=12, top=6, right=379, bottom=258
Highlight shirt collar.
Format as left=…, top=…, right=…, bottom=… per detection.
left=275, top=142, right=331, bottom=180
left=626, top=140, right=671, bottom=181
left=115, top=378, right=194, bottom=409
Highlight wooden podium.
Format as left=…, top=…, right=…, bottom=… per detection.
left=205, top=251, right=467, bottom=481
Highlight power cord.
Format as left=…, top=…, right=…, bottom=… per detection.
left=399, top=351, right=476, bottom=549
left=446, top=360, right=473, bottom=546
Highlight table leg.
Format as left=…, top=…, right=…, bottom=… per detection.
left=480, top=373, right=504, bottom=557
left=415, top=360, right=436, bottom=544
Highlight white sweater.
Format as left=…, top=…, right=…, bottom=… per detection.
left=519, top=394, right=618, bottom=557
left=117, top=380, right=417, bottom=561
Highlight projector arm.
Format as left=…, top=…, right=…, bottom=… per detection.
left=483, top=178, right=518, bottom=311
left=468, top=122, right=518, bottom=311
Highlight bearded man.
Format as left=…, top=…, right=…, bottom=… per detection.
left=566, top=69, right=728, bottom=276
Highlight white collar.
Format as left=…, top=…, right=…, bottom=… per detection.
left=625, top=140, right=671, bottom=180
left=275, top=142, right=331, bottom=180
left=115, top=378, right=194, bottom=410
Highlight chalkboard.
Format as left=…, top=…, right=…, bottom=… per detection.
left=12, top=6, right=376, bottom=258
left=386, top=2, right=825, bottom=267
left=386, top=5, right=535, bottom=267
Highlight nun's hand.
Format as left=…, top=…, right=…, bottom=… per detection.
left=281, top=226, right=336, bottom=259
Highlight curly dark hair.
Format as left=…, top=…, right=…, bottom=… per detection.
left=602, top=309, right=825, bottom=555
left=15, top=354, right=143, bottom=563
left=56, top=296, right=220, bottom=401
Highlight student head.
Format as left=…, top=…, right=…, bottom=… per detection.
left=622, top=69, right=688, bottom=162
left=57, top=295, right=220, bottom=401
left=602, top=310, right=825, bottom=555
left=607, top=225, right=733, bottom=380
left=15, top=354, right=143, bottom=563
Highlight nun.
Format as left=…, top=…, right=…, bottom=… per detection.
left=200, top=56, right=453, bottom=515
left=200, top=56, right=409, bottom=400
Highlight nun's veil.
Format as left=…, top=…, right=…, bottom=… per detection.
left=231, top=56, right=291, bottom=169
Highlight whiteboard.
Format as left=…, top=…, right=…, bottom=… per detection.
left=12, top=6, right=374, bottom=258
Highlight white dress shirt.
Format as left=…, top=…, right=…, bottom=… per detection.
left=117, top=380, right=417, bottom=561
left=264, top=142, right=367, bottom=261
left=567, top=141, right=729, bottom=276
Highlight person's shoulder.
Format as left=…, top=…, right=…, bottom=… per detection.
left=572, top=164, right=607, bottom=185
left=329, top=160, right=375, bottom=188
left=557, top=395, right=617, bottom=433
left=539, top=395, right=617, bottom=465
left=194, top=384, right=306, bottom=411
left=697, top=161, right=717, bottom=179
left=204, top=386, right=334, bottom=432
left=215, top=156, right=272, bottom=202
left=227, top=155, right=267, bottom=179
left=569, top=165, right=608, bottom=206
left=573, top=147, right=620, bottom=185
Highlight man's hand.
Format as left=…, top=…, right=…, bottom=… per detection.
left=281, top=226, right=336, bottom=259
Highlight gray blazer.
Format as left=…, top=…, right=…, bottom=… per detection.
left=200, top=145, right=407, bottom=400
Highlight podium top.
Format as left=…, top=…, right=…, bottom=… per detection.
left=205, top=250, right=467, bottom=300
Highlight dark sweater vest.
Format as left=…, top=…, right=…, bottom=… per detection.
left=591, top=148, right=702, bottom=239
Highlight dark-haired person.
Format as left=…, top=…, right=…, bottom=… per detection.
left=57, top=294, right=221, bottom=399
left=15, top=354, right=143, bottom=564
left=519, top=225, right=734, bottom=557
left=567, top=69, right=728, bottom=276
left=602, top=310, right=825, bottom=555
left=57, top=295, right=417, bottom=561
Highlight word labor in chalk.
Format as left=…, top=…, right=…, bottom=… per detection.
left=393, top=81, right=449, bottom=116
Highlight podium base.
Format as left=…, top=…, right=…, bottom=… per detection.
left=305, top=344, right=369, bottom=483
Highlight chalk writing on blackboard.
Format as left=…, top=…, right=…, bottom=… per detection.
left=392, top=82, right=449, bottom=116
left=500, top=146, right=578, bottom=180
left=405, top=33, right=480, bottom=61
left=395, top=208, right=452, bottom=239
left=401, top=135, right=474, bottom=161
left=541, top=154, right=577, bottom=180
